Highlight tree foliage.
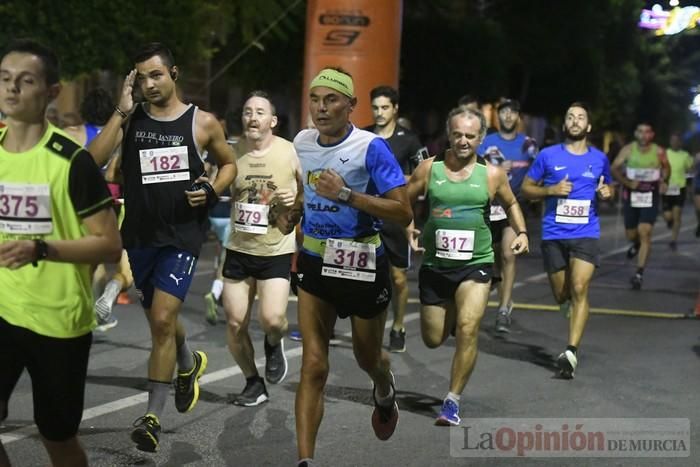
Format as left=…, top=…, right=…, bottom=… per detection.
left=0, top=0, right=297, bottom=77
left=401, top=0, right=699, bottom=138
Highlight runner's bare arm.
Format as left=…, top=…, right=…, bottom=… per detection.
left=611, top=144, right=636, bottom=189
left=406, top=157, right=434, bottom=205
left=315, top=168, right=412, bottom=226
left=0, top=208, right=121, bottom=269
left=521, top=175, right=547, bottom=200
left=493, top=168, right=524, bottom=231
left=88, top=70, right=135, bottom=167
left=200, top=110, right=237, bottom=195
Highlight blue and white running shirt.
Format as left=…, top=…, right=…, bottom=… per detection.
left=294, top=125, right=406, bottom=252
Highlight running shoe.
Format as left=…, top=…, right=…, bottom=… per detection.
left=626, top=242, right=640, bottom=259
left=557, top=350, right=578, bottom=379
left=131, top=413, right=161, bottom=452
left=669, top=241, right=677, bottom=252
left=435, top=398, right=461, bottom=426
left=371, top=371, right=399, bottom=441
left=116, top=291, right=132, bottom=305
left=94, top=295, right=116, bottom=330
left=630, top=273, right=643, bottom=290
left=204, top=292, right=218, bottom=325
left=289, top=330, right=303, bottom=341
left=95, top=315, right=118, bottom=332
left=174, top=350, right=208, bottom=413
left=264, top=336, right=288, bottom=384
left=230, top=377, right=269, bottom=406
left=495, top=302, right=513, bottom=333
left=559, top=300, right=571, bottom=319
left=388, top=329, right=406, bottom=352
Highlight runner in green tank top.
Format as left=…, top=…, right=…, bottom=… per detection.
left=611, top=122, right=670, bottom=289
left=406, top=107, right=528, bottom=426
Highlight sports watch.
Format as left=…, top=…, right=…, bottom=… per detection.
left=32, top=239, right=49, bottom=267
left=337, top=186, right=352, bottom=203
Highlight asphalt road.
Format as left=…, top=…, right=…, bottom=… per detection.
left=2, top=202, right=699, bottom=467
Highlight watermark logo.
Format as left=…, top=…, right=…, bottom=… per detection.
left=450, top=418, right=690, bottom=458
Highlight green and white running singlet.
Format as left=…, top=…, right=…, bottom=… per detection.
left=0, top=124, right=113, bottom=338
left=422, top=159, right=494, bottom=268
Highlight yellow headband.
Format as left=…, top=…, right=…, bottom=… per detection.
left=309, top=68, right=354, bottom=98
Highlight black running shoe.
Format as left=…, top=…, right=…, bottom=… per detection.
left=174, top=350, right=208, bottom=413
left=557, top=350, right=578, bottom=379
left=230, top=377, right=269, bottom=406
left=264, top=336, right=288, bottom=384
left=630, top=273, right=643, bottom=290
left=388, top=329, right=406, bottom=353
left=131, top=414, right=161, bottom=452
left=626, top=242, right=640, bottom=259
left=495, top=303, right=513, bottom=333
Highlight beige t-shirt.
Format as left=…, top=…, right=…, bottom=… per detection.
left=227, top=136, right=298, bottom=256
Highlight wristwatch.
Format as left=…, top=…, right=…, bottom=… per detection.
left=337, top=186, right=352, bottom=203
left=32, top=239, right=49, bottom=267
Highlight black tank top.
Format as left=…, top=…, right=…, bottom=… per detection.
left=121, top=103, right=208, bottom=255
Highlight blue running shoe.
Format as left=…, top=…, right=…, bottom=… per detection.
left=435, top=398, right=461, bottom=426
left=289, top=330, right=303, bottom=341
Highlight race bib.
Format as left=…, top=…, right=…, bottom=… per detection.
left=489, top=204, right=507, bottom=221
left=665, top=185, right=681, bottom=196
left=139, top=146, right=190, bottom=184
left=322, top=238, right=376, bottom=282
left=626, top=167, right=660, bottom=182
left=630, top=191, right=653, bottom=208
left=234, top=202, right=269, bottom=234
left=555, top=199, right=591, bottom=224
left=435, top=229, right=475, bottom=260
left=0, top=183, right=53, bottom=234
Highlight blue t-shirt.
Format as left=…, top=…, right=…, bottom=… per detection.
left=478, top=132, right=535, bottom=194
left=294, top=125, right=405, bottom=256
left=527, top=144, right=611, bottom=240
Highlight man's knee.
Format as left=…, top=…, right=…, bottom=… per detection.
left=149, top=312, right=177, bottom=340
left=421, top=327, right=444, bottom=349
left=300, top=352, right=329, bottom=386
left=571, top=278, right=589, bottom=299
left=392, top=270, right=408, bottom=290
left=454, top=320, right=479, bottom=342
left=260, top=312, right=287, bottom=334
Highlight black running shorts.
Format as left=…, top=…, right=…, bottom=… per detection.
left=0, top=317, right=92, bottom=442
left=380, top=221, right=410, bottom=269
left=622, top=190, right=659, bottom=229
left=419, top=263, right=494, bottom=305
left=223, top=249, right=293, bottom=281
left=296, top=251, right=392, bottom=319
left=662, top=188, right=687, bottom=210
left=541, top=238, right=600, bottom=273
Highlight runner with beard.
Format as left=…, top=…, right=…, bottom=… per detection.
left=88, top=42, right=236, bottom=452
left=365, top=85, right=423, bottom=352
left=477, top=99, right=537, bottom=333
left=521, top=102, right=612, bottom=379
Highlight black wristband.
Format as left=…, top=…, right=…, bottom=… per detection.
left=516, top=231, right=528, bottom=237
left=32, top=239, right=49, bottom=267
left=189, top=181, right=219, bottom=207
left=114, top=106, right=128, bottom=119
